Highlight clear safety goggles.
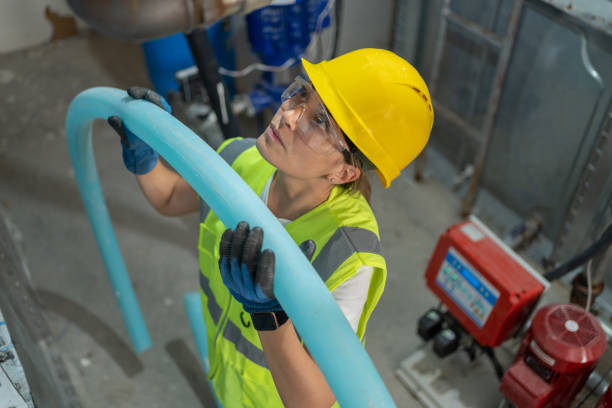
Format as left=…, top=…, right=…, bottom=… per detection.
left=280, top=76, right=350, bottom=157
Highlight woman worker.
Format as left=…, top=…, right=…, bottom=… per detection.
left=108, top=48, right=433, bottom=407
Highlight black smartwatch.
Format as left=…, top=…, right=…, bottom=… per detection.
left=250, top=311, right=289, bottom=331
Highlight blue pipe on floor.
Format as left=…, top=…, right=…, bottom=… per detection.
left=65, top=87, right=395, bottom=407
left=183, top=293, right=210, bottom=373
left=184, top=292, right=224, bottom=408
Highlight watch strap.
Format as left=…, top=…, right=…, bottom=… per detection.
left=250, top=310, right=289, bottom=331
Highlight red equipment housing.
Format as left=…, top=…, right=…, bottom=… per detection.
left=500, top=304, right=606, bottom=408
left=425, top=217, right=547, bottom=347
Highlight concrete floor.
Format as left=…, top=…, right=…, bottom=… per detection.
left=0, top=31, right=473, bottom=407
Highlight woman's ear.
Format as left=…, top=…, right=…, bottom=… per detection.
left=329, top=164, right=361, bottom=185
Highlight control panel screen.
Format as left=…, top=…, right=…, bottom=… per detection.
left=435, top=247, right=499, bottom=327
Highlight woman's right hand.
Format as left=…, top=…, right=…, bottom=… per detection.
left=107, top=87, right=199, bottom=216
left=107, top=87, right=171, bottom=175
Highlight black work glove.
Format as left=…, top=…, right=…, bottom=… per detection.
left=107, top=87, right=171, bottom=175
left=219, top=221, right=316, bottom=313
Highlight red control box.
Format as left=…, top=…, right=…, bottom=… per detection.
left=425, top=216, right=548, bottom=347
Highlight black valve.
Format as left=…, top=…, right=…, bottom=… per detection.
left=417, top=309, right=443, bottom=341
left=433, top=327, right=460, bottom=358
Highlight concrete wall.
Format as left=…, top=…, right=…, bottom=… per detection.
left=336, top=0, right=395, bottom=55
left=0, top=1, right=84, bottom=53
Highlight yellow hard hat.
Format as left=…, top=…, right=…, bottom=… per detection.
left=302, top=48, right=434, bottom=188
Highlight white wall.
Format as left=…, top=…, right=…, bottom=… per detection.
left=0, top=0, right=81, bottom=53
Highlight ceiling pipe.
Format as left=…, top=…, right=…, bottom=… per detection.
left=67, top=0, right=272, bottom=42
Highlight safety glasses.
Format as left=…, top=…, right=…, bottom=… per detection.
left=280, top=77, right=350, bottom=157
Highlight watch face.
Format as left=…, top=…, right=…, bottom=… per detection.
left=251, top=312, right=277, bottom=331
left=252, top=311, right=288, bottom=331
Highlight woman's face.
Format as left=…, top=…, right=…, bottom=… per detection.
left=256, top=84, right=355, bottom=182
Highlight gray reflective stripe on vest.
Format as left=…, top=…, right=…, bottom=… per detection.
left=219, top=137, right=256, bottom=165
left=199, top=198, right=210, bottom=223
left=198, top=138, right=268, bottom=369
left=199, top=138, right=257, bottom=223
left=313, top=226, right=382, bottom=282
left=224, top=319, right=269, bottom=369
left=199, top=270, right=269, bottom=369
left=199, top=272, right=222, bottom=323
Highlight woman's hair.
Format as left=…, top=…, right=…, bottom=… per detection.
left=341, top=154, right=372, bottom=204
left=339, top=133, right=372, bottom=204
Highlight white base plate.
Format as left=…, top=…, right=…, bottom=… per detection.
left=396, top=342, right=516, bottom=408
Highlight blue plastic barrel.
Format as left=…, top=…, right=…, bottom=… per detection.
left=141, top=22, right=236, bottom=97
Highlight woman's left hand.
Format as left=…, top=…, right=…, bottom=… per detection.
left=219, top=221, right=315, bottom=313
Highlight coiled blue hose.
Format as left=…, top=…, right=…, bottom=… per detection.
left=65, top=87, right=395, bottom=407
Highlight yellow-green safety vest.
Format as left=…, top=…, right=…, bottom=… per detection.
left=198, top=137, right=387, bottom=407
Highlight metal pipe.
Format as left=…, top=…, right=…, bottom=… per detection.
left=68, top=0, right=197, bottom=42
left=67, top=0, right=273, bottom=42
left=446, top=11, right=503, bottom=49
left=544, top=223, right=612, bottom=281
left=585, top=369, right=610, bottom=398
left=415, top=0, right=451, bottom=182
left=592, top=249, right=612, bottom=285
left=460, top=0, right=525, bottom=217
left=432, top=98, right=481, bottom=142
left=185, top=28, right=240, bottom=140
left=465, top=0, right=504, bottom=121
left=428, top=0, right=451, bottom=96
left=538, top=0, right=612, bottom=37
left=550, top=36, right=607, bottom=262
left=65, top=87, right=396, bottom=407
left=590, top=223, right=612, bottom=284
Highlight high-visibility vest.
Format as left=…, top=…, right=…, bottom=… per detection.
left=199, top=137, right=387, bottom=407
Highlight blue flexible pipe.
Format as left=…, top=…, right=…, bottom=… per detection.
left=66, top=87, right=395, bottom=407
left=184, top=293, right=210, bottom=373
left=184, top=292, right=224, bottom=408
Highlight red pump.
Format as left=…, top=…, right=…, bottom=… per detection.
left=500, top=304, right=606, bottom=408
